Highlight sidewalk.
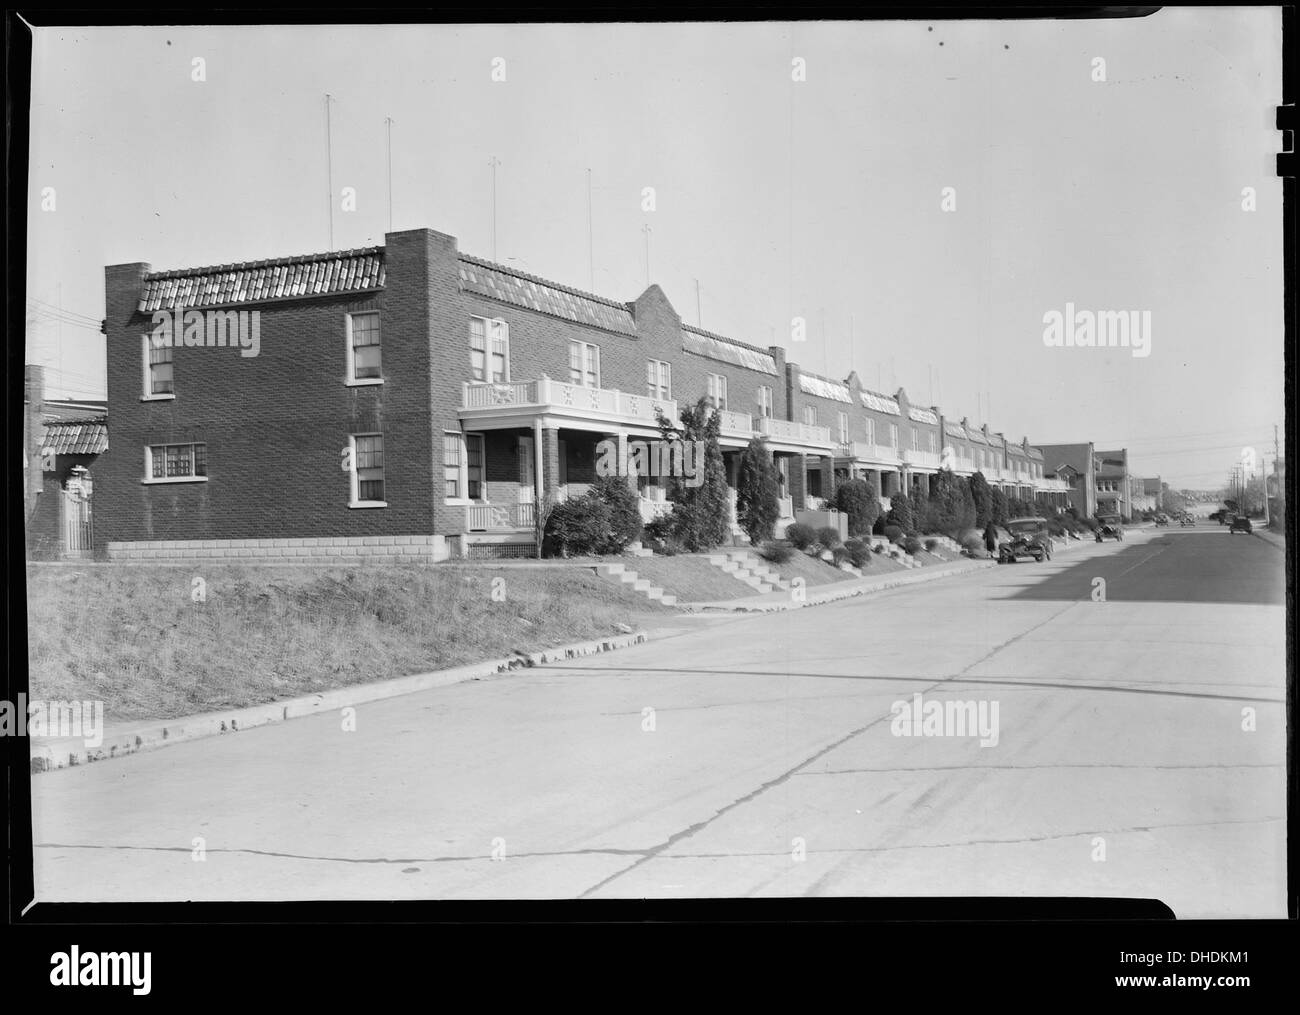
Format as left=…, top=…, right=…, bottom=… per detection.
left=1252, top=528, right=1286, bottom=551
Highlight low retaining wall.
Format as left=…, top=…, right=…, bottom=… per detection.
left=105, top=535, right=452, bottom=563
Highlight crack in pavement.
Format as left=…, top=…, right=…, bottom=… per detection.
left=796, top=762, right=1285, bottom=775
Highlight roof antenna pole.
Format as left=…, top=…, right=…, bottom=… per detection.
left=324, top=94, right=335, bottom=248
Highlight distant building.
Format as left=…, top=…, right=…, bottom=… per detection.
left=1095, top=449, right=1130, bottom=518
left=1036, top=442, right=1098, bottom=517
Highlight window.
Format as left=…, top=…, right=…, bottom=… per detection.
left=864, top=418, right=875, bottom=445
left=444, top=433, right=463, bottom=499
left=802, top=405, right=816, bottom=427
left=145, top=442, right=206, bottom=481
left=569, top=341, right=600, bottom=387
left=888, top=423, right=899, bottom=448
left=756, top=385, right=773, bottom=418
left=706, top=373, right=728, bottom=410
left=912, top=429, right=920, bottom=452
left=647, top=360, right=671, bottom=400
left=928, top=431, right=937, bottom=453
left=143, top=335, right=174, bottom=397
left=470, top=317, right=510, bottom=383
left=466, top=434, right=484, bottom=500
left=348, top=312, right=382, bottom=382
left=838, top=412, right=849, bottom=444
left=351, top=434, right=385, bottom=505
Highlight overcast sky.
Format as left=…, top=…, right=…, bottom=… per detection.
left=25, top=10, right=1284, bottom=487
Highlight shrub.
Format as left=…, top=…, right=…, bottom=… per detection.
left=542, top=496, right=611, bottom=557
left=589, top=475, right=643, bottom=553
left=758, top=541, right=794, bottom=564
left=657, top=399, right=729, bottom=551
left=843, top=538, right=871, bottom=568
left=969, top=472, right=994, bottom=529
left=642, top=515, right=674, bottom=542
left=885, top=492, right=913, bottom=533
left=883, top=524, right=904, bottom=543
left=872, top=543, right=885, bottom=554
left=831, top=544, right=852, bottom=566
left=785, top=522, right=816, bottom=550
left=815, top=525, right=842, bottom=548
left=834, top=478, right=881, bottom=538
left=961, top=533, right=985, bottom=553
left=736, top=437, right=781, bottom=545
left=924, top=537, right=938, bottom=552
left=902, top=536, right=923, bottom=556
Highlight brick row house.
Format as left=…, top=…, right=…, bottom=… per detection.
left=95, top=226, right=1081, bottom=562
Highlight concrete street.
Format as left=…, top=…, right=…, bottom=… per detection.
left=31, top=527, right=1287, bottom=916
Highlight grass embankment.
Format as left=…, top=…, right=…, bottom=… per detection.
left=26, top=563, right=669, bottom=721
left=626, top=554, right=761, bottom=602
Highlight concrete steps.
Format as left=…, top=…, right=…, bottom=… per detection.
left=592, top=562, right=677, bottom=607
left=704, top=551, right=777, bottom=594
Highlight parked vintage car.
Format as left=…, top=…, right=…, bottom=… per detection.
left=1095, top=514, right=1124, bottom=541
left=998, top=517, right=1053, bottom=563
left=1229, top=516, right=1253, bottom=534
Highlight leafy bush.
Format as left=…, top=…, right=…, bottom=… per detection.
left=642, top=515, right=674, bottom=542
left=815, top=525, right=842, bottom=548
left=843, top=538, right=872, bottom=568
left=656, top=399, right=729, bottom=551
left=922, top=469, right=976, bottom=538
left=834, top=478, right=881, bottom=538
left=961, top=533, right=985, bottom=553
left=589, top=475, right=643, bottom=553
left=885, top=492, right=913, bottom=533
left=758, top=541, right=794, bottom=564
left=924, top=537, right=938, bottom=552
left=872, top=543, right=885, bottom=554
left=969, top=472, right=994, bottom=529
left=785, top=522, right=816, bottom=550
left=883, top=524, right=904, bottom=543
left=902, top=536, right=923, bottom=555
left=543, top=496, right=612, bottom=557
left=831, top=544, right=852, bottom=566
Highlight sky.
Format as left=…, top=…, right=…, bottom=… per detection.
left=24, top=10, right=1285, bottom=488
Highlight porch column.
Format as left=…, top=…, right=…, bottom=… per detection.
left=790, top=454, right=808, bottom=511
left=538, top=423, right=555, bottom=505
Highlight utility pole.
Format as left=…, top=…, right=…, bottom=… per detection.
left=324, top=94, right=335, bottom=248
left=488, top=156, right=501, bottom=261
left=385, top=116, right=394, bottom=233
left=641, top=223, right=651, bottom=287
left=586, top=168, right=594, bottom=291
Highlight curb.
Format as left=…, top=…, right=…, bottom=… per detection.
left=29, top=630, right=651, bottom=774
left=687, top=559, right=999, bottom=613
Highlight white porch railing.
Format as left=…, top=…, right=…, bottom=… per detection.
left=758, top=417, right=833, bottom=446
left=846, top=440, right=902, bottom=463
left=638, top=497, right=674, bottom=524
left=904, top=448, right=941, bottom=469
left=462, top=378, right=678, bottom=424
left=466, top=502, right=535, bottom=532
left=716, top=408, right=755, bottom=437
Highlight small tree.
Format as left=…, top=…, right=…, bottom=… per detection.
left=657, top=399, right=729, bottom=552
left=589, top=474, right=643, bottom=553
left=735, top=436, right=780, bottom=545
left=886, top=491, right=914, bottom=533
left=990, top=487, right=1009, bottom=526
left=969, top=471, right=994, bottom=529
left=834, top=477, right=881, bottom=538
left=925, top=468, right=975, bottom=538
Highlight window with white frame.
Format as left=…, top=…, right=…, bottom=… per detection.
left=912, top=429, right=920, bottom=452
left=838, top=411, right=849, bottom=444
left=756, top=385, right=773, bottom=418
left=443, top=432, right=485, bottom=501
left=647, top=360, right=671, bottom=400
left=470, top=317, right=510, bottom=383
left=466, top=434, right=484, bottom=500
left=802, top=405, right=816, bottom=427
left=347, top=312, right=382, bottom=382
left=350, top=434, right=385, bottom=504
left=888, top=423, right=899, bottom=448
left=443, top=433, right=463, bottom=499
left=706, top=373, right=728, bottom=410
left=143, top=335, right=174, bottom=397
left=145, top=442, right=206, bottom=481
left=864, top=417, right=875, bottom=445
left=928, top=431, right=937, bottom=453
left=569, top=341, right=600, bottom=388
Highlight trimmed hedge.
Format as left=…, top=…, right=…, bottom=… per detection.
left=785, top=523, right=816, bottom=550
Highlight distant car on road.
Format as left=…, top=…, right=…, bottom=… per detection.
left=998, top=517, right=1053, bottom=563
left=1095, top=514, right=1124, bottom=541
left=1229, top=516, right=1253, bottom=535
left=1154, top=513, right=1169, bottom=526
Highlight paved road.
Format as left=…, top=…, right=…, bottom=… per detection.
left=31, top=528, right=1287, bottom=915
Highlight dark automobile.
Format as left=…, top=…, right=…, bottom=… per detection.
left=1180, top=513, right=1195, bottom=527
left=1154, top=513, right=1169, bottom=526
left=1209, top=509, right=1229, bottom=525
left=998, top=517, right=1053, bottom=563
left=1095, top=514, right=1124, bottom=541
left=1229, top=516, right=1253, bottom=534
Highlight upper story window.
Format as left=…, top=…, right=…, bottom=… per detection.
left=802, top=405, right=816, bottom=427
left=928, top=431, right=937, bottom=453
left=864, top=417, right=876, bottom=445
left=888, top=423, right=899, bottom=448
left=142, top=336, right=175, bottom=399
left=470, top=316, right=510, bottom=383
left=144, top=442, right=206, bottom=483
left=706, top=373, right=728, bottom=410
left=569, top=340, right=600, bottom=388
left=647, top=360, right=671, bottom=400
left=349, top=433, right=386, bottom=506
left=347, top=312, right=382, bottom=383
left=912, top=429, right=920, bottom=452
left=838, top=411, right=849, bottom=444
left=756, top=385, right=773, bottom=418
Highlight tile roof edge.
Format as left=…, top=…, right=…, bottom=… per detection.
left=144, top=246, right=384, bottom=281
left=681, top=325, right=775, bottom=359
left=458, top=253, right=632, bottom=313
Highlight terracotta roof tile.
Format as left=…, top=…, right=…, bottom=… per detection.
left=42, top=417, right=108, bottom=456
